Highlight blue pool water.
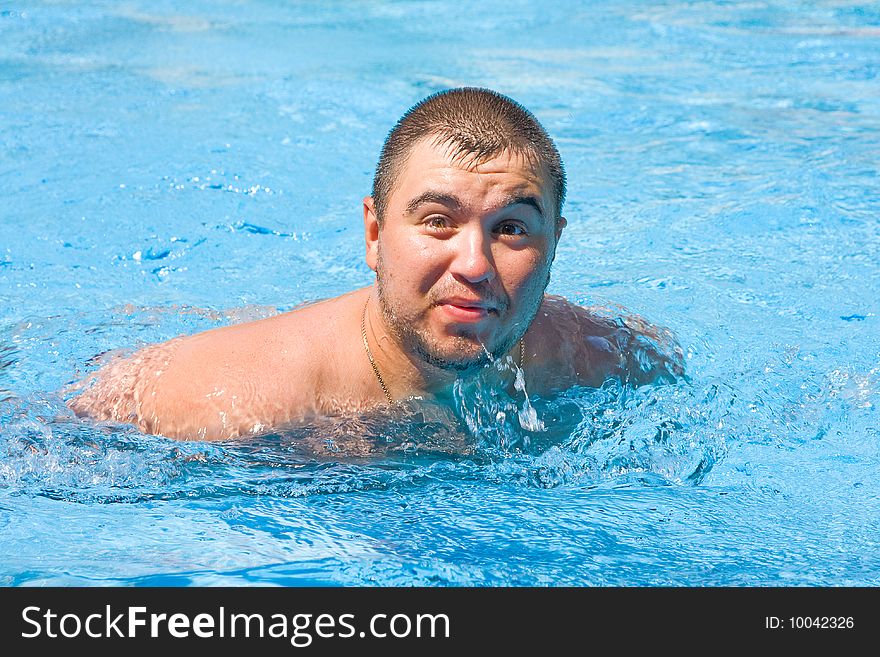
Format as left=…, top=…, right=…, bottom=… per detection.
left=1, top=0, right=879, bottom=586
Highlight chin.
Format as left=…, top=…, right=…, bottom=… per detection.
left=426, top=354, right=490, bottom=373
left=418, top=332, right=519, bottom=373
left=414, top=337, right=490, bottom=372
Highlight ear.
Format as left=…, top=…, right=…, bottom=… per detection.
left=363, top=196, right=380, bottom=271
left=555, top=215, right=567, bottom=242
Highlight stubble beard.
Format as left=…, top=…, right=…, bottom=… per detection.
left=374, top=247, right=552, bottom=374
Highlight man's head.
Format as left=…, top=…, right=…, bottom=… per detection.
left=372, top=87, right=566, bottom=224
left=364, top=88, right=567, bottom=373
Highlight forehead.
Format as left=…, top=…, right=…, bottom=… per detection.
left=389, top=136, right=552, bottom=207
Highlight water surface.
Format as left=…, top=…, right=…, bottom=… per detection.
left=1, top=0, right=878, bottom=586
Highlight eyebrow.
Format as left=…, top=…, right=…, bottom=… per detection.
left=404, top=191, right=463, bottom=216
left=404, top=191, right=546, bottom=219
left=504, top=194, right=546, bottom=219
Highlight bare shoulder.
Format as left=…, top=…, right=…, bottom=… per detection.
left=67, top=336, right=188, bottom=434
left=530, top=295, right=685, bottom=389
left=68, top=290, right=368, bottom=440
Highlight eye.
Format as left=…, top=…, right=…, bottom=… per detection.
left=495, top=221, right=527, bottom=237
left=424, top=215, right=452, bottom=231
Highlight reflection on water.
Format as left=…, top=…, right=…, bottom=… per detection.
left=0, top=343, right=17, bottom=403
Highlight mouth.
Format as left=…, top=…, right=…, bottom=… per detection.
left=436, top=297, right=499, bottom=323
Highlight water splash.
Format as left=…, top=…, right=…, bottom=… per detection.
left=451, top=343, right=546, bottom=453
left=486, top=340, right=545, bottom=432
left=513, top=360, right=544, bottom=432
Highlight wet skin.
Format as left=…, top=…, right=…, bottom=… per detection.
left=363, top=137, right=565, bottom=391
left=69, top=137, right=682, bottom=441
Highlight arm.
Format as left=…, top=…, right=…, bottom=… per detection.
left=557, top=298, right=685, bottom=387
left=66, top=337, right=219, bottom=439
left=609, top=311, right=685, bottom=385
left=68, top=331, right=268, bottom=441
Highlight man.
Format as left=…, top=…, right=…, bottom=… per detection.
left=69, top=87, right=682, bottom=441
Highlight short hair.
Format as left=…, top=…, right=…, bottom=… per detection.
left=371, top=87, right=566, bottom=222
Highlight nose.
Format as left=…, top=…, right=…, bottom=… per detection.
left=450, top=227, right=496, bottom=284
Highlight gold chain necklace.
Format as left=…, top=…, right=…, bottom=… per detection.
left=362, top=297, right=393, bottom=404
left=361, top=297, right=525, bottom=404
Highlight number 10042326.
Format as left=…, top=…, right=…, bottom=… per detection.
left=765, top=616, right=854, bottom=629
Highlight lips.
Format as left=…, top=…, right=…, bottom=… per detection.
left=437, top=297, right=497, bottom=322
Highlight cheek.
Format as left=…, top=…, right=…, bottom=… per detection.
left=408, top=236, right=452, bottom=283
left=380, top=235, right=446, bottom=292
left=499, top=248, right=548, bottom=291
